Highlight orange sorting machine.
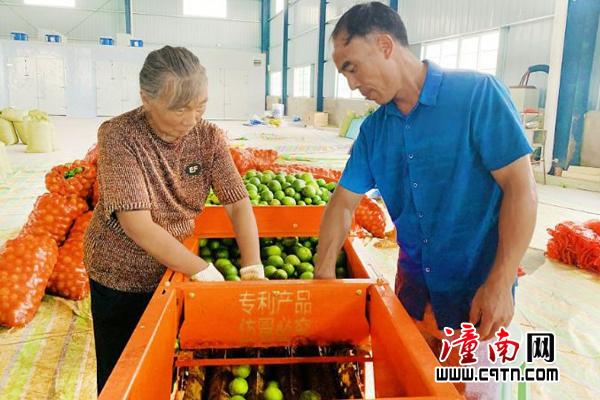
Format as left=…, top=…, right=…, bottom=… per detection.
left=100, top=206, right=460, bottom=399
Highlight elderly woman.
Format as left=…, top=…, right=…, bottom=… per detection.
left=84, top=46, right=264, bottom=393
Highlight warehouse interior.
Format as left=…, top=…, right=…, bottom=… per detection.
left=0, top=0, right=599, bottom=399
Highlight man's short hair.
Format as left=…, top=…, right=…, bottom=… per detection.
left=332, top=2, right=409, bottom=47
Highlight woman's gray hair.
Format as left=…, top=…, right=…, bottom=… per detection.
left=139, top=46, right=207, bottom=109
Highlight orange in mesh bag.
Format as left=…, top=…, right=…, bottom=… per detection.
left=83, top=143, right=98, bottom=166
left=0, top=235, right=59, bottom=327
left=21, top=193, right=89, bottom=244
left=47, top=212, right=93, bottom=300
left=229, top=147, right=254, bottom=174
left=246, top=148, right=278, bottom=169
left=354, top=196, right=387, bottom=238
left=584, top=219, right=600, bottom=236
left=45, top=160, right=97, bottom=199
left=229, top=147, right=279, bottom=174
left=271, top=164, right=342, bottom=182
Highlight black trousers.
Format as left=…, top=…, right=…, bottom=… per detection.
left=90, top=279, right=154, bottom=395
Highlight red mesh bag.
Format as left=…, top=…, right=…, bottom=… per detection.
left=21, top=193, right=89, bottom=244
left=271, top=164, right=342, bottom=182
left=246, top=148, right=278, bottom=169
left=229, top=147, right=255, bottom=174
left=0, top=235, right=59, bottom=327
left=45, top=160, right=97, bottom=199
left=47, top=212, right=93, bottom=300
left=546, top=221, right=600, bottom=273
left=83, top=144, right=98, bottom=166
left=229, top=147, right=280, bottom=174
left=354, top=197, right=387, bottom=238
left=584, top=219, right=600, bottom=236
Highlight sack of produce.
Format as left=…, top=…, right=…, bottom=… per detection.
left=246, top=148, right=278, bottom=169
left=21, top=193, right=89, bottom=244
left=83, top=143, right=98, bottom=166
left=45, top=160, right=97, bottom=199
left=230, top=147, right=257, bottom=175
left=1, top=107, right=28, bottom=122
left=26, top=120, right=55, bottom=153
left=0, top=234, right=59, bottom=327
left=546, top=221, right=600, bottom=273
left=0, top=117, right=18, bottom=145
left=270, top=164, right=342, bottom=182
left=229, top=147, right=279, bottom=174
left=354, top=197, right=387, bottom=238
left=584, top=219, right=600, bottom=236
left=13, top=118, right=29, bottom=144
left=47, top=212, right=93, bottom=300
left=28, top=109, right=49, bottom=121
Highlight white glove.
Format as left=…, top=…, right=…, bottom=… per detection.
left=240, top=264, right=266, bottom=280
left=190, top=263, right=225, bottom=282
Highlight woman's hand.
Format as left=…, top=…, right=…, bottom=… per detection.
left=190, top=263, right=225, bottom=282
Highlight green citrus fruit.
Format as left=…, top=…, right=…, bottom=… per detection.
left=284, top=254, right=301, bottom=266
left=295, top=247, right=313, bottom=262
left=297, top=262, right=314, bottom=274
left=282, top=196, right=296, bottom=206
left=232, top=365, right=251, bottom=378
left=265, top=246, right=281, bottom=257
left=264, top=265, right=278, bottom=278
left=229, top=377, right=249, bottom=395
left=273, top=269, right=288, bottom=280
left=266, top=255, right=284, bottom=267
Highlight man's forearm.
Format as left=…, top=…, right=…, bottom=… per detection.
left=226, top=199, right=262, bottom=266
left=488, top=184, right=537, bottom=288
left=315, top=202, right=355, bottom=276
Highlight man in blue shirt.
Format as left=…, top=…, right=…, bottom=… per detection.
left=315, top=2, right=537, bottom=344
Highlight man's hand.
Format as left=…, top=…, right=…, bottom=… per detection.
left=314, top=264, right=336, bottom=279
left=469, top=278, right=514, bottom=341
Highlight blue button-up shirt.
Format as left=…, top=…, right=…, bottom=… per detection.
left=339, top=61, right=532, bottom=329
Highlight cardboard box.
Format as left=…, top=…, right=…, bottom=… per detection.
left=304, top=111, right=329, bottom=127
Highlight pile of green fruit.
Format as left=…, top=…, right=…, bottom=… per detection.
left=229, top=377, right=318, bottom=400
left=228, top=365, right=252, bottom=399
left=205, top=170, right=337, bottom=206
left=198, top=236, right=349, bottom=281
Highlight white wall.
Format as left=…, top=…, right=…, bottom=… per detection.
left=288, top=0, right=318, bottom=97
left=1, top=0, right=261, bottom=50
left=0, top=0, right=265, bottom=119
left=0, top=0, right=124, bottom=43
left=399, top=0, right=555, bottom=44
left=265, top=0, right=557, bottom=123
left=269, top=0, right=386, bottom=99
left=499, top=18, right=554, bottom=106
left=133, top=0, right=260, bottom=50
left=400, top=0, right=555, bottom=108
left=269, top=11, right=284, bottom=71
left=0, top=40, right=265, bottom=119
